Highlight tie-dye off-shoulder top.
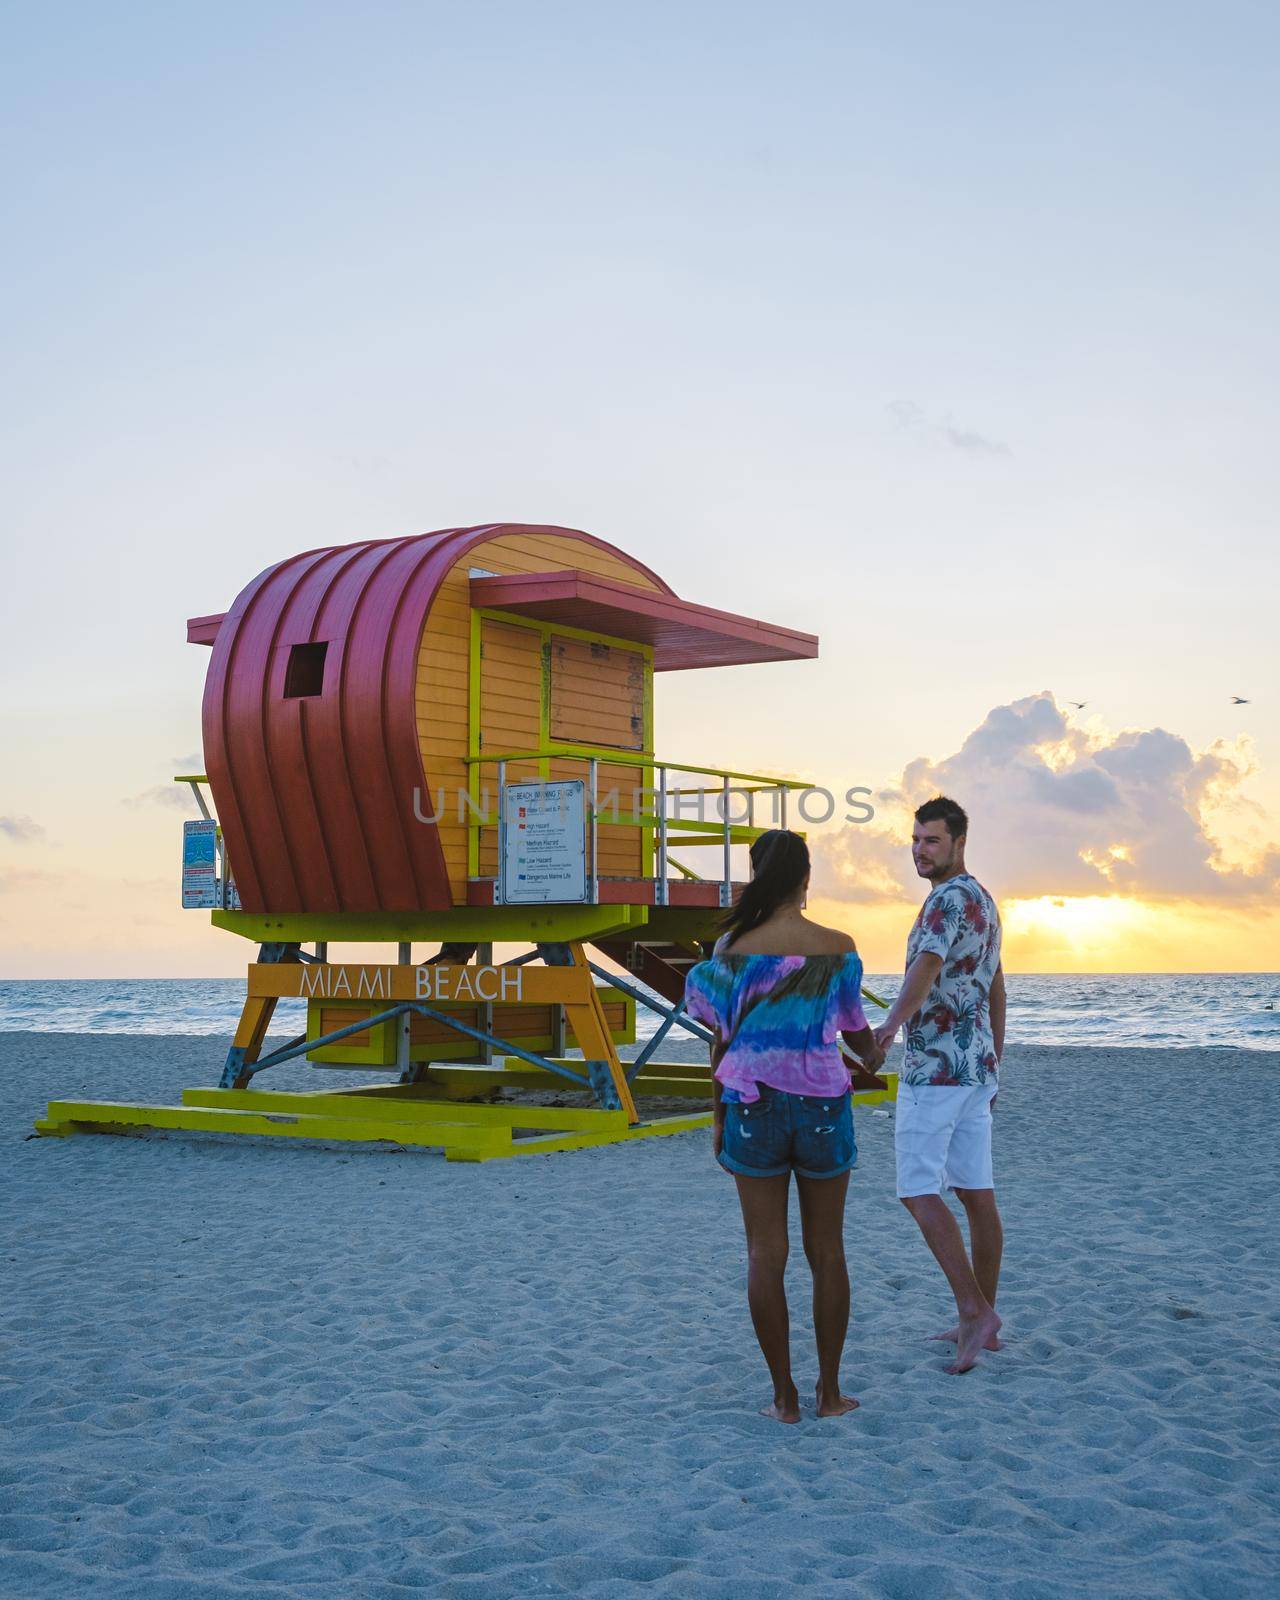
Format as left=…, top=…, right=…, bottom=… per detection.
left=682, top=947, right=869, bottom=1103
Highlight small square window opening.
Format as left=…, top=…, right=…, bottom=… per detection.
left=284, top=641, right=328, bottom=698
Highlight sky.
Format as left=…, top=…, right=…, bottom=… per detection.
left=1, top=1, right=1277, bottom=977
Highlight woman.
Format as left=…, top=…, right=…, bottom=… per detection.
left=683, top=829, right=886, bottom=1424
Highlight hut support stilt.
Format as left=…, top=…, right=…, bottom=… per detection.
left=220, top=942, right=302, bottom=1089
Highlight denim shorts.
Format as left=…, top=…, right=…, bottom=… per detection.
left=719, top=1085, right=856, bottom=1180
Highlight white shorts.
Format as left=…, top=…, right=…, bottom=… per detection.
left=894, top=1081, right=997, bottom=1199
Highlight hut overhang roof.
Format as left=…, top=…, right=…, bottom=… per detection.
left=468, top=570, right=817, bottom=670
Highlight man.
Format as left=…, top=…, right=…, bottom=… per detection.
left=874, top=796, right=1006, bottom=1374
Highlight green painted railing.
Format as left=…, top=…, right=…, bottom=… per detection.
left=464, top=747, right=812, bottom=906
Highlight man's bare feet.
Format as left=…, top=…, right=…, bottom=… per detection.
left=760, top=1383, right=801, bottom=1423
left=946, top=1309, right=1003, bottom=1374
left=929, top=1323, right=1005, bottom=1351
left=815, top=1380, right=860, bottom=1418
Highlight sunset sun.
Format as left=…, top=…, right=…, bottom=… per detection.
left=1002, top=894, right=1149, bottom=951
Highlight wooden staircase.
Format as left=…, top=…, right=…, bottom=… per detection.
left=592, top=936, right=707, bottom=1005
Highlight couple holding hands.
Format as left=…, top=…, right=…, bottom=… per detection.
left=684, top=795, right=1006, bottom=1422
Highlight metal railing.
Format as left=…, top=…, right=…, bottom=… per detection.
left=176, top=755, right=815, bottom=912
left=464, top=747, right=811, bottom=907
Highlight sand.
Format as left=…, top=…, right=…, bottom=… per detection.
left=2, top=1033, right=1278, bottom=1599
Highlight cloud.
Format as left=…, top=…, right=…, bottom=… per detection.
left=888, top=400, right=1010, bottom=458
left=120, top=755, right=207, bottom=810
left=0, top=815, right=46, bottom=843
left=942, top=425, right=1010, bottom=457
left=123, top=784, right=201, bottom=811
left=0, top=867, right=64, bottom=894
left=811, top=693, right=1280, bottom=907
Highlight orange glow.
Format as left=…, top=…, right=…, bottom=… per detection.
left=811, top=894, right=1280, bottom=975
left=1002, top=894, right=1150, bottom=950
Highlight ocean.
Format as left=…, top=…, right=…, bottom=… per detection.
left=1, top=974, right=1277, bottom=1051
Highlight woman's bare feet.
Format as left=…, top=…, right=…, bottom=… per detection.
left=930, top=1323, right=1005, bottom=1351
left=947, top=1309, right=1003, bottom=1374
left=815, top=1380, right=860, bottom=1417
left=760, top=1382, right=801, bottom=1423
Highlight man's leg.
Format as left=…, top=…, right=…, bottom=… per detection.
left=929, top=1188, right=1005, bottom=1350
left=955, top=1187, right=1003, bottom=1307
left=899, top=1194, right=1001, bottom=1373
left=928, top=1085, right=1004, bottom=1348
left=896, top=1084, right=999, bottom=1372
left=734, top=1173, right=799, bottom=1422
left=796, top=1172, right=859, bottom=1417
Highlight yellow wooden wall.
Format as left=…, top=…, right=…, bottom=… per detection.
left=414, top=532, right=663, bottom=900
left=550, top=635, right=645, bottom=749
left=309, top=994, right=632, bottom=1063
left=478, top=617, right=542, bottom=784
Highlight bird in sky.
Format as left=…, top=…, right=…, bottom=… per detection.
left=1068, top=700, right=1087, bottom=710
left=1231, top=696, right=1251, bottom=705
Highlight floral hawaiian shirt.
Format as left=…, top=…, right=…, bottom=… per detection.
left=902, top=873, right=1002, bottom=1088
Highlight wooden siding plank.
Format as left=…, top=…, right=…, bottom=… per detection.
left=416, top=535, right=665, bottom=900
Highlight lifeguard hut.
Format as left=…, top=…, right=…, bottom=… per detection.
left=38, top=523, right=889, bottom=1158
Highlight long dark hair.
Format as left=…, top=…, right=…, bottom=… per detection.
left=717, top=828, right=810, bottom=949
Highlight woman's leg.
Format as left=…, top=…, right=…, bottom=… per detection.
left=796, top=1172, right=860, bottom=1416
left=734, top=1173, right=799, bottom=1422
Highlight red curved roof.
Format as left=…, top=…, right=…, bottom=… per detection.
left=201, top=524, right=673, bottom=915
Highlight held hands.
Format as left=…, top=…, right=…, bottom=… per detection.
left=842, top=1026, right=887, bottom=1071
left=840, top=1031, right=889, bottom=1092
left=873, top=1022, right=899, bottom=1054
left=849, top=1062, right=890, bottom=1093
